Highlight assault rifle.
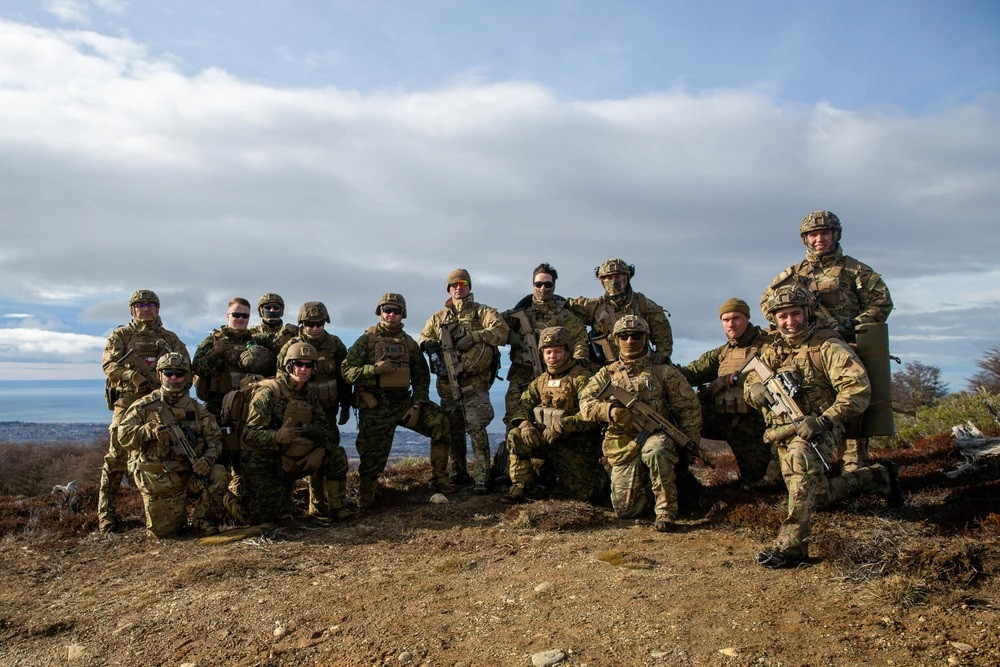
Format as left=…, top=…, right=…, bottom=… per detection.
left=157, top=406, right=213, bottom=490
left=740, top=354, right=831, bottom=472
left=437, top=322, right=470, bottom=430
left=509, top=309, right=543, bottom=377
left=594, top=380, right=714, bottom=468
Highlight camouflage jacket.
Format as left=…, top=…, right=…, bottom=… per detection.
left=249, top=321, right=299, bottom=358
left=568, top=289, right=673, bottom=363
left=418, top=294, right=509, bottom=389
left=680, top=325, right=772, bottom=414
left=761, top=246, right=893, bottom=328
left=118, top=390, right=221, bottom=470
left=342, top=323, right=431, bottom=403
left=192, top=326, right=270, bottom=397
left=278, top=332, right=351, bottom=413
left=510, top=361, right=599, bottom=437
left=244, top=374, right=331, bottom=454
left=502, top=295, right=589, bottom=377
left=579, top=354, right=701, bottom=465
left=743, top=325, right=870, bottom=437
left=102, top=318, right=189, bottom=407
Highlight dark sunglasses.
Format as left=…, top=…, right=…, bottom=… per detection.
left=448, top=280, right=470, bottom=289
left=302, top=321, right=324, bottom=328
left=533, top=281, right=555, bottom=289
left=381, top=306, right=402, bottom=315
left=291, top=361, right=315, bottom=369
left=162, top=370, right=186, bottom=378
left=262, top=304, right=282, bottom=311
left=229, top=312, right=251, bottom=319
left=133, top=301, right=157, bottom=309
left=616, top=332, right=644, bottom=341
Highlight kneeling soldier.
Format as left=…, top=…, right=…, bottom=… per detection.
left=119, top=353, right=229, bottom=538
left=343, top=293, right=457, bottom=507
left=505, top=326, right=607, bottom=503
left=241, top=341, right=352, bottom=523
left=579, top=316, right=702, bottom=532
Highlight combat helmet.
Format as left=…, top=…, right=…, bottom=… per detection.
left=765, top=285, right=816, bottom=320
left=240, top=344, right=276, bottom=374
left=594, top=258, right=635, bottom=279
left=156, top=352, right=190, bottom=373
left=612, top=314, right=650, bottom=336
left=799, top=210, right=842, bottom=244
left=283, top=341, right=318, bottom=371
left=375, top=293, right=407, bottom=319
left=298, top=301, right=331, bottom=324
left=538, top=326, right=572, bottom=350
left=129, top=289, right=160, bottom=306
left=258, top=293, right=285, bottom=318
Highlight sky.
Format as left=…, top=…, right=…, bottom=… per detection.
left=0, top=0, right=998, bottom=424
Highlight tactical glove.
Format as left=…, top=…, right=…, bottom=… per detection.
left=192, top=457, right=212, bottom=477
left=706, top=374, right=738, bottom=396
left=507, top=330, right=525, bottom=352
left=837, top=319, right=858, bottom=334
left=746, top=383, right=772, bottom=409
left=542, top=419, right=564, bottom=445
left=519, top=421, right=541, bottom=448
left=274, top=426, right=302, bottom=446
left=128, top=370, right=152, bottom=394
left=455, top=332, right=478, bottom=352
left=338, top=405, right=351, bottom=425
left=611, top=407, right=635, bottom=430
left=373, top=360, right=398, bottom=375
left=300, top=447, right=326, bottom=473
left=796, top=415, right=833, bottom=441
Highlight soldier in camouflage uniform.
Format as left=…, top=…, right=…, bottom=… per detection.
left=249, top=293, right=299, bottom=371
left=241, top=341, right=351, bottom=523
left=419, top=269, right=509, bottom=494
left=745, top=286, right=902, bottom=568
left=504, top=327, right=607, bottom=504
left=501, top=263, right=588, bottom=427
left=760, top=211, right=893, bottom=472
left=679, top=298, right=772, bottom=486
left=277, top=302, right=353, bottom=516
left=342, top=293, right=457, bottom=507
left=579, top=315, right=701, bottom=532
left=118, top=353, right=229, bottom=538
left=569, top=258, right=673, bottom=365
left=98, top=289, right=189, bottom=534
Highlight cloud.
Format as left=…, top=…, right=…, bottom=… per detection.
left=0, top=328, right=106, bottom=358
left=0, top=18, right=997, bottom=393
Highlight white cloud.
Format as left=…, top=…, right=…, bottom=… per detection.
left=0, top=361, right=104, bottom=380
left=0, top=328, right=106, bottom=358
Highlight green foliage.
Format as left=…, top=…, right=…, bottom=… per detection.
left=880, top=391, right=1000, bottom=447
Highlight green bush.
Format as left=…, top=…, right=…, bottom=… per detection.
left=875, top=391, right=1000, bottom=449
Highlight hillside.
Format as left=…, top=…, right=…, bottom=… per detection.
left=0, top=435, right=997, bottom=666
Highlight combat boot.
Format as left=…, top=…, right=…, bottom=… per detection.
left=755, top=547, right=805, bottom=569
left=307, top=473, right=329, bottom=517
left=431, top=478, right=458, bottom=494
left=653, top=516, right=676, bottom=533
left=879, top=460, right=904, bottom=508
left=98, top=517, right=119, bottom=535
left=324, top=479, right=356, bottom=520
left=430, top=443, right=457, bottom=493
left=357, top=477, right=378, bottom=510
left=501, top=483, right=527, bottom=504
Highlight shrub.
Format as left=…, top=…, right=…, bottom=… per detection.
left=0, top=438, right=107, bottom=496
left=875, top=391, right=1000, bottom=449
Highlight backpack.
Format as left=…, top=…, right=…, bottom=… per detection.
left=218, top=374, right=269, bottom=452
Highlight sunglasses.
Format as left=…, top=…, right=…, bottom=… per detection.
left=162, top=370, right=186, bottom=378
left=616, top=332, right=644, bottom=341
left=291, top=361, right=315, bottom=369
left=533, top=281, right=555, bottom=289
left=262, top=304, right=282, bottom=312
left=448, top=280, right=470, bottom=289
left=302, top=321, right=324, bottom=328
left=382, top=306, right=402, bottom=315
left=229, top=312, right=251, bottom=319
left=133, top=301, right=157, bottom=309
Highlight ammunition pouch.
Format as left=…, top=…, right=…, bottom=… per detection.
left=105, top=380, right=118, bottom=411
left=588, top=333, right=615, bottom=365
left=311, top=380, right=339, bottom=410
left=193, top=374, right=211, bottom=401
left=532, top=406, right=566, bottom=427
left=280, top=441, right=320, bottom=476
left=357, top=390, right=378, bottom=409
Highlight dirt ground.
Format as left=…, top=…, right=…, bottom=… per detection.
left=0, top=436, right=998, bottom=667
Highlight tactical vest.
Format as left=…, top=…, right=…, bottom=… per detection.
left=768, top=329, right=842, bottom=418
left=440, top=304, right=498, bottom=377
left=105, top=326, right=171, bottom=408
left=219, top=374, right=266, bottom=452
left=608, top=359, right=668, bottom=418
left=714, top=331, right=767, bottom=414
left=133, top=393, right=204, bottom=472
left=367, top=326, right=415, bottom=390
left=286, top=334, right=343, bottom=409
left=798, top=256, right=864, bottom=321
left=532, top=365, right=585, bottom=426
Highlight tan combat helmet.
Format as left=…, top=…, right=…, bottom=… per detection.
left=376, top=293, right=407, bottom=319
left=612, top=314, right=650, bottom=336
left=156, top=351, right=190, bottom=373
left=538, top=326, right=572, bottom=350
left=129, top=289, right=160, bottom=306
left=594, top=258, right=635, bottom=279
left=799, top=210, right=842, bottom=245
left=765, top=285, right=816, bottom=322
left=298, top=301, right=331, bottom=324
left=283, top=341, right=318, bottom=371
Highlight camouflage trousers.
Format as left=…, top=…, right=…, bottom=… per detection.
left=306, top=424, right=345, bottom=516
left=506, top=428, right=608, bottom=502
left=775, top=433, right=890, bottom=556
left=502, top=364, right=536, bottom=429
left=699, top=400, right=770, bottom=484
left=608, top=433, right=679, bottom=520
left=836, top=437, right=870, bottom=473
left=356, top=394, right=452, bottom=483
left=440, top=387, right=494, bottom=485
left=98, top=405, right=135, bottom=521
left=241, top=443, right=349, bottom=524
left=133, top=463, right=229, bottom=539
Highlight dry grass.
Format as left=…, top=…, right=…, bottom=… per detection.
left=596, top=548, right=658, bottom=569
left=864, top=574, right=930, bottom=608
left=501, top=499, right=609, bottom=531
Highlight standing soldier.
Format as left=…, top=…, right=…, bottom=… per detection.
left=761, top=210, right=893, bottom=472
left=118, top=353, right=229, bottom=538
left=504, top=327, right=607, bottom=504
left=744, top=286, right=902, bottom=569
left=249, top=293, right=299, bottom=368
left=579, top=315, right=701, bottom=532
left=98, top=289, right=189, bottom=534
left=419, top=268, right=509, bottom=494
left=241, top=341, right=351, bottom=523
left=278, top=302, right=352, bottom=516
left=342, top=293, right=457, bottom=507
left=569, top=258, right=673, bottom=365
left=678, top=298, right=772, bottom=487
